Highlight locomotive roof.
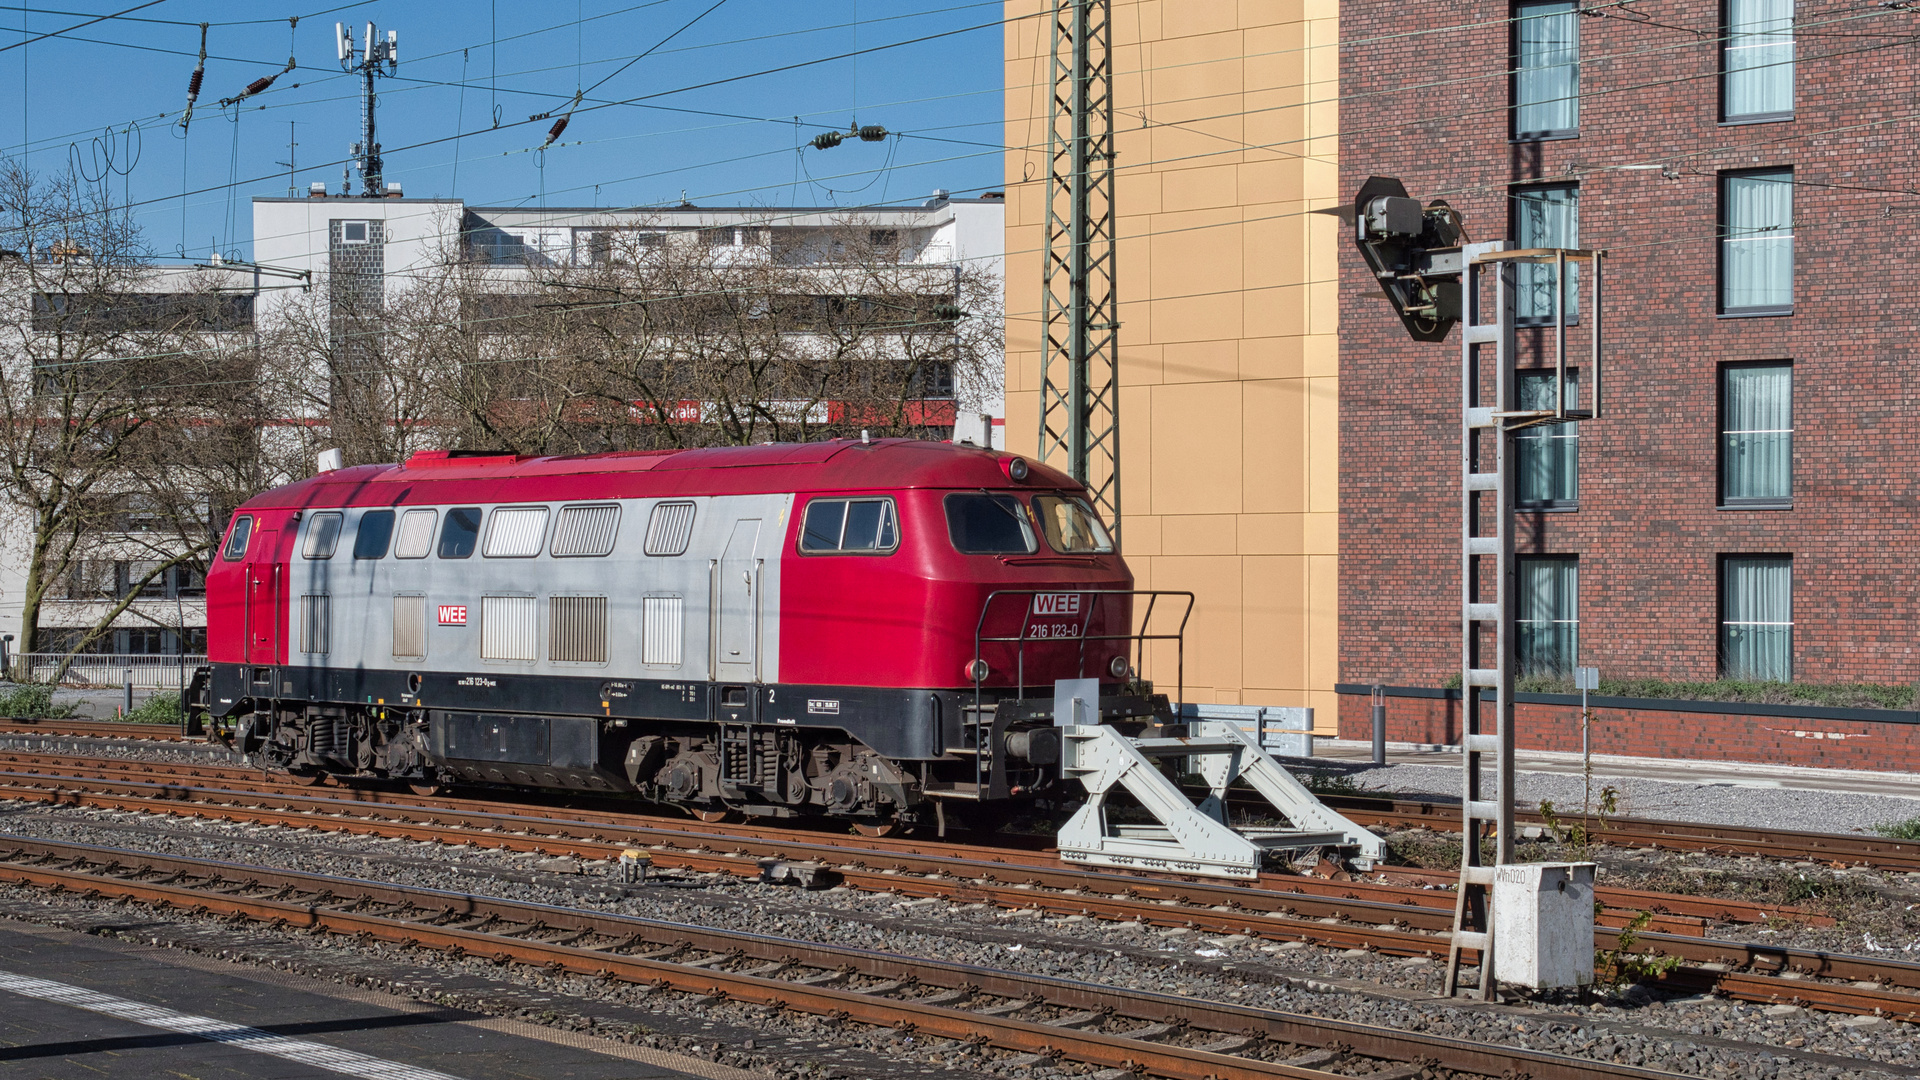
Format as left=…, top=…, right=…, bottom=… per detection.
left=237, top=439, right=1080, bottom=512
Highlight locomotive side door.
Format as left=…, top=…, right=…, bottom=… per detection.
left=243, top=526, right=284, bottom=665
left=714, top=519, right=762, bottom=683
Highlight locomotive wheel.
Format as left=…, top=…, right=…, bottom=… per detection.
left=406, top=780, right=446, bottom=798
left=285, top=769, right=327, bottom=787
left=691, top=807, right=742, bottom=824
left=851, top=820, right=901, bottom=839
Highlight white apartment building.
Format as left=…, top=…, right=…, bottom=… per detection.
left=0, top=189, right=1005, bottom=663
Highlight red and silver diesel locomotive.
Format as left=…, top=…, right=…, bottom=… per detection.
left=193, top=439, right=1156, bottom=830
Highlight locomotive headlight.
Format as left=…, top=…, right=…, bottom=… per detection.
left=1006, top=457, right=1030, bottom=481
left=965, top=659, right=990, bottom=682
left=1108, top=655, right=1130, bottom=679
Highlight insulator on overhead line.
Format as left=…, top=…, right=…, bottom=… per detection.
left=187, top=68, right=204, bottom=99
left=179, top=23, right=209, bottom=132
left=810, top=130, right=844, bottom=151
left=546, top=115, right=570, bottom=143
left=857, top=124, right=888, bottom=142
left=245, top=75, right=277, bottom=97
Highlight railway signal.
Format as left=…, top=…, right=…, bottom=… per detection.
left=1346, top=176, right=1607, bottom=1001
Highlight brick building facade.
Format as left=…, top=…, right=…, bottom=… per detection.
left=1339, top=2, right=1920, bottom=688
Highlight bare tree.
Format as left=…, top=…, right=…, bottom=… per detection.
left=0, top=161, right=261, bottom=657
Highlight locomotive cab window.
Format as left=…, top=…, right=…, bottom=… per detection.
left=354, top=509, right=396, bottom=559
left=301, top=512, right=343, bottom=559
left=221, top=515, right=253, bottom=561
left=944, top=493, right=1036, bottom=554
left=438, top=507, right=482, bottom=559
left=801, top=497, right=898, bottom=554
left=1033, top=495, right=1113, bottom=554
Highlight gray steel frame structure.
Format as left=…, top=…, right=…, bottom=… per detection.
left=1442, top=242, right=1603, bottom=999
left=1038, top=0, right=1121, bottom=541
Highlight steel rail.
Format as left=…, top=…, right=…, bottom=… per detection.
left=2, top=769, right=1918, bottom=1020
left=1310, top=794, right=1920, bottom=872
left=0, top=718, right=184, bottom=740
left=0, top=836, right=1705, bottom=1080
left=0, top=754, right=1822, bottom=931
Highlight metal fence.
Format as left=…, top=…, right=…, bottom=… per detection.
left=11, top=653, right=204, bottom=690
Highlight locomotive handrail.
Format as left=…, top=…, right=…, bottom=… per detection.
left=968, top=589, right=1196, bottom=795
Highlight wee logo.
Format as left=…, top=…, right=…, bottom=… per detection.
left=437, top=605, right=468, bottom=625
left=1031, top=593, right=1081, bottom=616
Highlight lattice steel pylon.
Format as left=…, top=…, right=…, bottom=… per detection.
left=1038, top=0, right=1120, bottom=541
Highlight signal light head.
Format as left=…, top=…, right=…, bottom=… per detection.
left=966, top=659, right=989, bottom=682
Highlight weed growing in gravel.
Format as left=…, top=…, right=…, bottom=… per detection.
left=1596, top=909, right=1683, bottom=990
left=122, top=693, right=184, bottom=725
left=0, top=684, right=74, bottom=718
left=1872, top=816, right=1920, bottom=840
left=1299, top=770, right=1365, bottom=797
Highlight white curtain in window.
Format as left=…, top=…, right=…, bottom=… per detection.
left=1725, top=0, right=1794, bottom=118
left=1514, top=186, right=1580, bottom=320
left=1722, top=364, right=1792, bottom=500
left=1722, top=556, right=1791, bottom=681
left=1516, top=2, right=1579, bottom=135
left=1516, top=372, right=1578, bottom=504
left=1518, top=557, right=1578, bottom=675
left=1723, top=171, right=1793, bottom=310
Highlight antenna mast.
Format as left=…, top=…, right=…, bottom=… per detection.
left=337, top=21, right=399, bottom=197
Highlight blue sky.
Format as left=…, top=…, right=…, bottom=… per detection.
left=0, top=1, right=1007, bottom=262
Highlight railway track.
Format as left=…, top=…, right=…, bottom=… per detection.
left=0, top=834, right=1712, bottom=1080
left=2, top=756, right=1918, bottom=1025
left=3, top=718, right=1916, bottom=873
left=0, top=718, right=184, bottom=741
left=0, top=751, right=1822, bottom=933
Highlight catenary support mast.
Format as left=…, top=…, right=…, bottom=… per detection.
left=1038, top=0, right=1120, bottom=541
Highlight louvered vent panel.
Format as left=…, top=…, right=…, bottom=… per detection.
left=392, top=595, right=426, bottom=660
left=484, top=507, right=549, bottom=557
left=549, top=595, right=608, bottom=662
left=394, top=509, right=437, bottom=558
left=642, top=596, right=683, bottom=665
left=481, top=595, right=537, bottom=661
left=644, top=502, right=696, bottom=556
left=551, top=504, right=620, bottom=557
left=300, top=594, right=331, bottom=655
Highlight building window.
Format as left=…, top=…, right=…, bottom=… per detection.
left=1723, top=0, right=1794, bottom=122
left=1720, top=362, right=1792, bottom=506
left=1516, top=370, right=1578, bottom=508
left=1513, top=1, right=1579, bottom=139
left=1518, top=556, right=1578, bottom=676
left=1721, top=555, right=1791, bottom=681
left=1720, top=169, right=1793, bottom=314
left=1512, top=184, right=1579, bottom=322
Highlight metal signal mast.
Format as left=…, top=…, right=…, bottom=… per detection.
left=337, top=21, right=399, bottom=197
left=1038, top=0, right=1120, bottom=541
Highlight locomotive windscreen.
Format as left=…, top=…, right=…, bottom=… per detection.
left=944, top=493, right=1036, bottom=554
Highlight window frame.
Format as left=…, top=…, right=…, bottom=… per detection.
left=797, top=496, right=902, bottom=556
left=301, top=512, right=344, bottom=560
left=352, top=509, right=396, bottom=560
left=482, top=505, right=551, bottom=558
left=1718, top=168, right=1795, bottom=317
left=1719, top=553, right=1793, bottom=681
left=1030, top=494, right=1115, bottom=554
left=1511, top=0, right=1581, bottom=142
left=394, top=508, right=437, bottom=559
left=339, top=220, right=372, bottom=245
left=943, top=492, right=1039, bottom=556
left=1718, top=360, right=1793, bottom=509
left=1515, top=368, right=1580, bottom=511
left=438, top=507, right=484, bottom=559
left=221, top=515, right=253, bottom=561
left=1516, top=554, right=1578, bottom=676
left=1509, top=182, right=1580, bottom=326
left=1720, top=0, right=1795, bottom=125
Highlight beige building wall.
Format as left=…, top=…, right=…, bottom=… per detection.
left=1002, top=1, right=1341, bottom=728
